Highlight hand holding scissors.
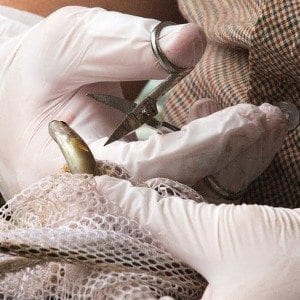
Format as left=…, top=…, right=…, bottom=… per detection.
left=0, top=7, right=204, bottom=199
left=87, top=22, right=194, bottom=145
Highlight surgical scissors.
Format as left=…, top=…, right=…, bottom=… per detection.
left=87, top=21, right=193, bottom=146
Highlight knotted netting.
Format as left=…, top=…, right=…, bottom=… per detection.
left=0, top=161, right=207, bottom=299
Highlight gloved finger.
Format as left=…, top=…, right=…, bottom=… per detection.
left=90, top=104, right=267, bottom=186
left=96, top=175, right=198, bottom=265
left=258, top=102, right=288, bottom=144
left=96, top=175, right=300, bottom=299
left=186, top=98, right=220, bottom=124
left=22, top=6, right=206, bottom=90
left=211, top=103, right=288, bottom=193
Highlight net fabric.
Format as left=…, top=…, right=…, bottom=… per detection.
left=144, top=178, right=205, bottom=203
left=0, top=162, right=207, bottom=299
left=96, top=160, right=141, bottom=186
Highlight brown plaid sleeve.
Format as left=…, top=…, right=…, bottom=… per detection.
left=163, top=0, right=299, bottom=208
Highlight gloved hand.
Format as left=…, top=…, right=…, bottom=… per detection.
left=0, top=6, right=205, bottom=199
left=91, top=100, right=287, bottom=199
left=97, top=175, right=300, bottom=300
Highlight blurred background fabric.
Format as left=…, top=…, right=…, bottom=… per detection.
left=163, top=0, right=299, bottom=208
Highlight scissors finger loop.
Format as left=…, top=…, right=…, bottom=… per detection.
left=151, top=21, right=188, bottom=74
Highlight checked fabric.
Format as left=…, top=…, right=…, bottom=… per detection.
left=163, top=0, right=299, bottom=208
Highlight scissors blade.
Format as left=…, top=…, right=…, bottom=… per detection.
left=86, top=93, right=136, bottom=114
left=104, top=96, right=158, bottom=145
left=146, top=119, right=180, bottom=132
left=105, top=72, right=188, bottom=146
left=87, top=93, right=180, bottom=132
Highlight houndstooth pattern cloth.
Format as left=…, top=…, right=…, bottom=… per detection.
left=163, top=0, right=299, bottom=208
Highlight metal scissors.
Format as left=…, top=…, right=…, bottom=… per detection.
left=87, top=21, right=193, bottom=146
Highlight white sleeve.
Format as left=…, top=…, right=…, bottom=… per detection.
left=0, top=5, right=42, bottom=26
left=0, top=5, right=43, bottom=40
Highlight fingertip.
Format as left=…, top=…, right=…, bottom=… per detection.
left=186, top=98, right=219, bottom=123
left=95, top=174, right=113, bottom=189
left=259, top=103, right=288, bottom=139
left=259, top=103, right=284, bottom=118
left=95, top=175, right=131, bottom=193
left=159, top=23, right=206, bottom=70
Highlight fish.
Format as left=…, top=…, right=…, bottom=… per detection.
left=48, top=120, right=97, bottom=175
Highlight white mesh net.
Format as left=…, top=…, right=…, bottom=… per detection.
left=0, top=161, right=207, bottom=299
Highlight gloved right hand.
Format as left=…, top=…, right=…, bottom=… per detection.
left=0, top=6, right=205, bottom=199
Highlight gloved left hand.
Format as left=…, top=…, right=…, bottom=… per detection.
left=96, top=174, right=300, bottom=299
left=0, top=6, right=204, bottom=199
left=91, top=101, right=287, bottom=199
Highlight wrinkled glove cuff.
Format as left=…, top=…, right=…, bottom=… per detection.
left=203, top=176, right=245, bottom=201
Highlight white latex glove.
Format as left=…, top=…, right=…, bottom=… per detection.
left=91, top=101, right=287, bottom=197
left=97, top=175, right=300, bottom=300
left=0, top=6, right=205, bottom=199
